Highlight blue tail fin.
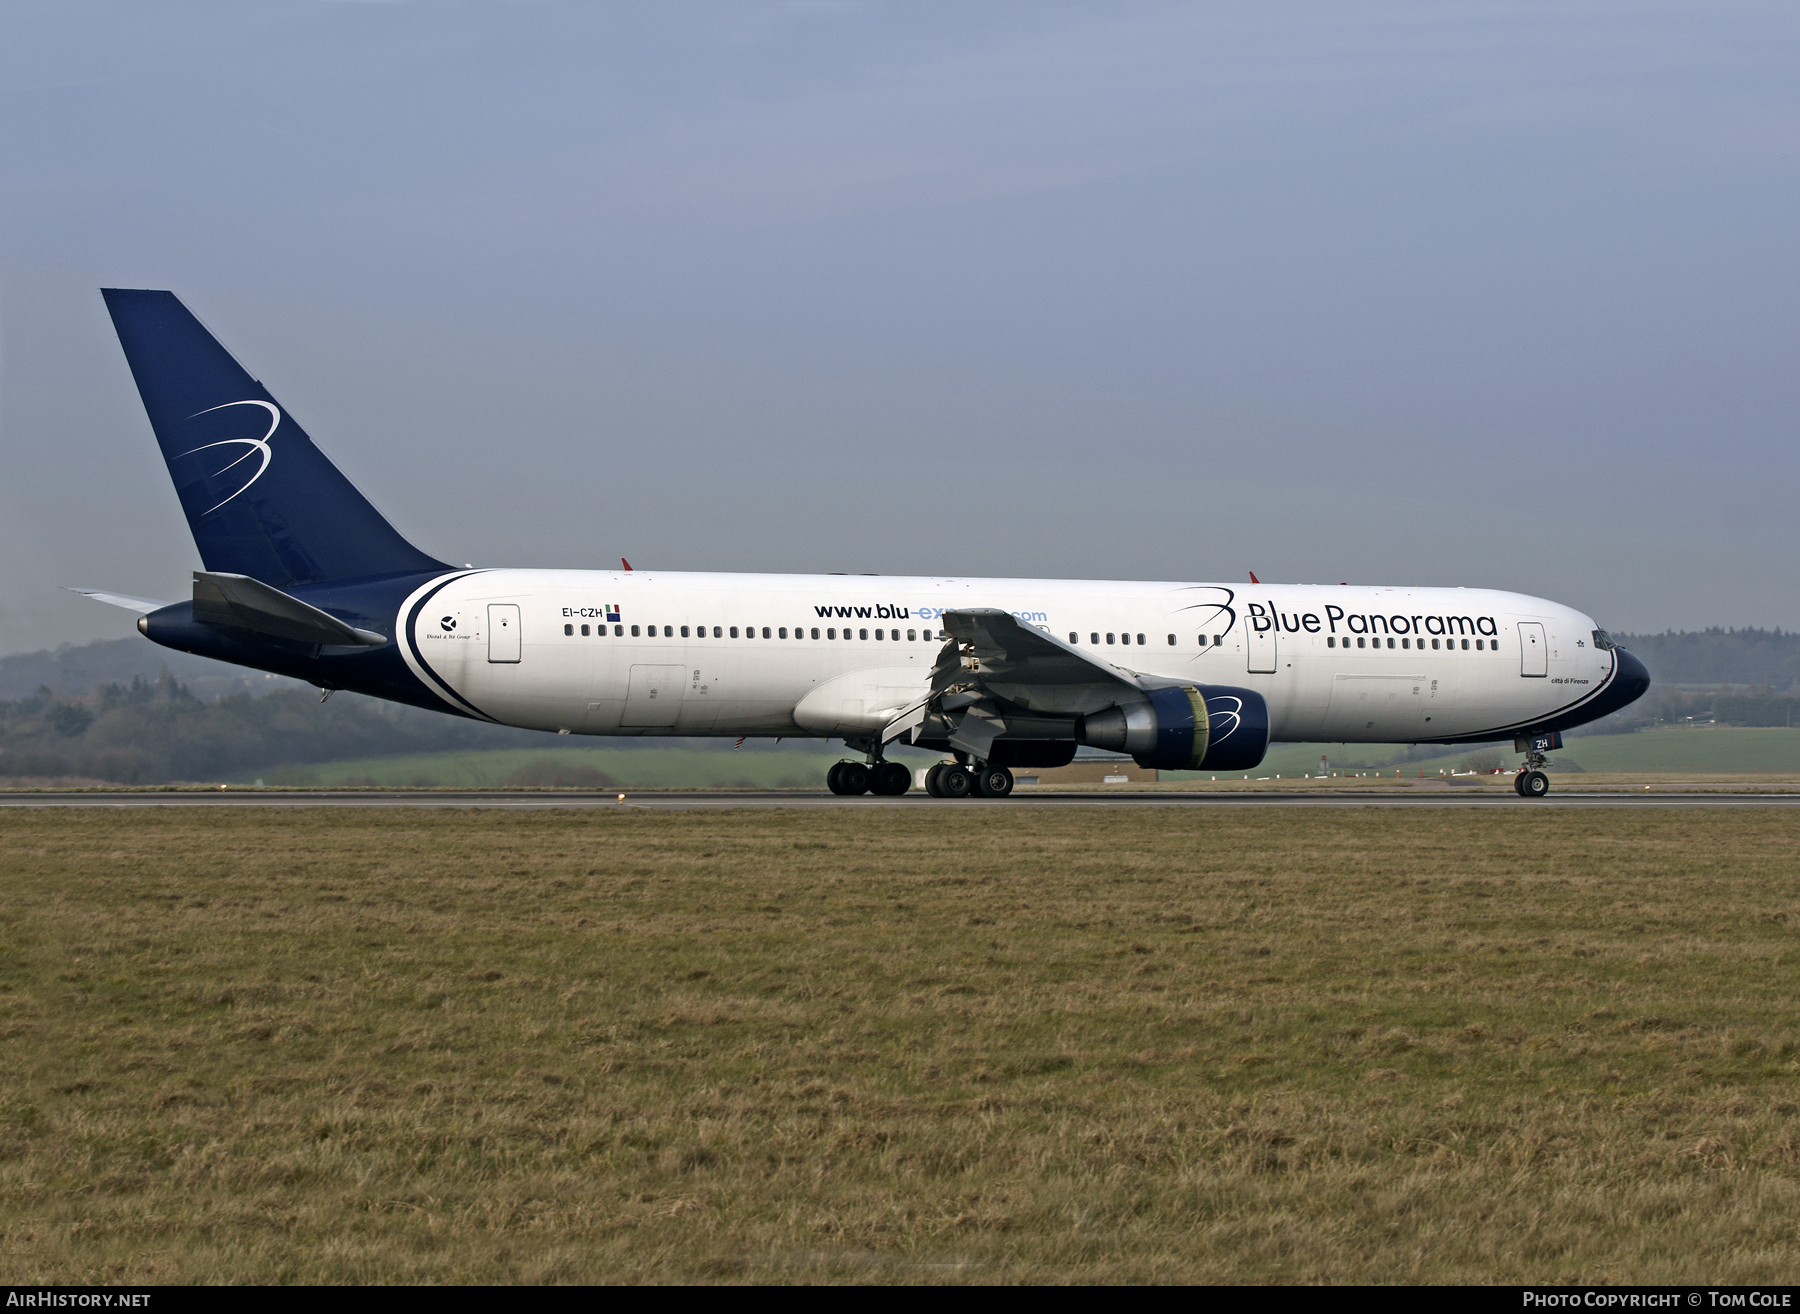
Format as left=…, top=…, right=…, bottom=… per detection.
left=102, top=289, right=448, bottom=587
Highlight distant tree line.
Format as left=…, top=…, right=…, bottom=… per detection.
left=0, top=670, right=551, bottom=783
left=1612, top=628, right=1800, bottom=690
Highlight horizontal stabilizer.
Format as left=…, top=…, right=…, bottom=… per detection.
left=66, top=587, right=171, bottom=615
left=192, top=571, right=387, bottom=648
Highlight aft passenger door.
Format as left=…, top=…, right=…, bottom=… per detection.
left=1519, top=623, right=1547, bottom=678
left=488, top=604, right=521, bottom=663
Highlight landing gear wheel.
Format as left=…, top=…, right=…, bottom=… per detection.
left=837, top=761, right=871, bottom=796
left=1513, top=771, right=1528, bottom=797
left=937, top=763, right=974, bottom=798
left=826, top=762, right=847, bottom=795
left=872, top=761, right=912, bottom=796
left=1522, top=769, right=1550, bottom=799
left=924, top=763, right=947, bottom=797
left=973, top=764, right=1014, bottom=798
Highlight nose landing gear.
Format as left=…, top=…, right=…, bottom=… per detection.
left=1512, top=732, right=1559, bottom=799
left=1514, top=768, right=1550, bottom=798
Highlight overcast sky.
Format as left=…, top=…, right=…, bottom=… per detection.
left=2, top=0, right=1796, bottom=654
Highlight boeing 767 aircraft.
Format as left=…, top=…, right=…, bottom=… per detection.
left=74, top=290, right=1649, bottom=799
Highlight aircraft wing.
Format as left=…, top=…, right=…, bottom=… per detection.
left=919, top=607, right=1169, bottom=757
left=935, top=607, right=1148, bottom=712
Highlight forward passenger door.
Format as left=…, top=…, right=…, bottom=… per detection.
left=1519, top=623, right=1548, bottom=678
left=1247, top=617, right=1277, bottom=674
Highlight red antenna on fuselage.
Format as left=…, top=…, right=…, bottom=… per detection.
left=622, top=558, right=632, bottom=571
left=1248, top=571, right=1259, bottom=584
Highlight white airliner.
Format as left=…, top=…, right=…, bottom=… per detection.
left=77, top=291, right=1650, bottom=800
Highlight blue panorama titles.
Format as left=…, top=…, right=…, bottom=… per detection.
left=1246, top=601, right=1499, bottom=640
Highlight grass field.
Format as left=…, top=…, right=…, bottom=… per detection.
left=3, top=808, right=1798, bottom=1283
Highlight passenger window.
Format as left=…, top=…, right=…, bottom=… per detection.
left=779, top=627, right=788, bottom=639
left=761, top=627, right=771, bottom=639
left=630, top=625, right=640, bottom=636
left=1476, top=639, right=1485, bottom=650
left=582, top=624, right=591, bottom=636
left=1106, top=633, right=1115, bottom=645
left=859, top=629, right=868, bottom=640
left=1166, top=634, right=1175, bottom=646
left=1137, top=633, right=1146, bottom=645
left=827, top=628, right=836, bottom=640
left=614, top=625, right=623, bottom=636
left=564, top=624, right=573, bottom=636
left=680, top=625, right=689, bottom=638
left=730, top=626, right=739, bottom=638
left=875, top=629, right=884, bottom=641
left=1356, top=637, right=1365, bottom=648
left=1461, top=638, right=1469, bottom=650
left=1401, top=637, right=1409, bottom=649
left=1213, top=635, right=1222, bottom=646
left=1070, top=632, right=1079, bottom=643
left=1327, top=636, right=1335, bottom=648
left=1197, top=635, right=1207, bottom=647
left=811, top=628, right=820, bottom=640
left=1432, top=638, right=1440, bottom=649
left=1091, top=632, right=1100, bottom=644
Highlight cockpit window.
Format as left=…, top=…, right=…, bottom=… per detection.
left=1592, top=629, right=1615, bottom=651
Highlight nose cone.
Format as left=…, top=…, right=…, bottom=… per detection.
left=1612, top=647, right=1651, bottom=705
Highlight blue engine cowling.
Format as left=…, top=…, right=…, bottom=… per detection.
left=1076, top=685, right=1270, bottom=772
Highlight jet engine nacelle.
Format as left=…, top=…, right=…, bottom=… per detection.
left=1076, top=685, right=1270, bottom=772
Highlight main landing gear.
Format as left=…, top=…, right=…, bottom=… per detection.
left=923, top=760, right=1013, bottom=798
left=826, top=759, right=911, bottom=796
left=823, top=749, right=1017, bottom=800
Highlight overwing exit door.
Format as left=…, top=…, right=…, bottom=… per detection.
left=488, top=604, right=521, bottom=663
left=1519, top=622, right=1547, bottom=677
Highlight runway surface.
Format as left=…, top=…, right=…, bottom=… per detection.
left=4, top=788, right=1800, bottom=810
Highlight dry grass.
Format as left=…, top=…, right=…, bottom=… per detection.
left=1, top=808, right=1797, bottom=1284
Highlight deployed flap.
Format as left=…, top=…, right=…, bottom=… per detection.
left=938, top=608, right=1140, bottom=717
left=192, top=571, right=387, bottom=647
left=65, top=587, right=171, bottom=615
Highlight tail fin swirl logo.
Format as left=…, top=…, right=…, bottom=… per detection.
left=178, top=400, right=280, bottom=515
